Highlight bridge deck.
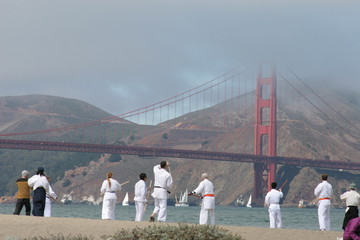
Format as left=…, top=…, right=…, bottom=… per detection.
left=0, top=139, right=358, bottom=171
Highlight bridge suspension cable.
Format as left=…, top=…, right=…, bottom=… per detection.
left=287, top=67, right=360, bottom=133
left=0, top=65, right=255, bottom=137
left=277, top=71, right=359, bottom=140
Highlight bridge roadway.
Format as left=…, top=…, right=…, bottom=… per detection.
left=0, top=139, right=359, bottom=171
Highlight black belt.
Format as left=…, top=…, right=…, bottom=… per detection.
left=106, top=191, right=116, bottom=193
left=154, top=186, right=170, bottom=194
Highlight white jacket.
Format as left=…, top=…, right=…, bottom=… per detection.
left=193, top=179, right=215, bottom=210
left=100, top=178, right=121, bottom=200
left=134, top=180, right=147, bottom=202
left=151, top=165, right=173, bottom=199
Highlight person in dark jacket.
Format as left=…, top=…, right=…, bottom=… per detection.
left=13, top=170, right=31, bottom=215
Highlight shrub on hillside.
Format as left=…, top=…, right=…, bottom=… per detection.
left=62, top=179, right=72, bottom=188
left=108, top=154, right=122, bottom=162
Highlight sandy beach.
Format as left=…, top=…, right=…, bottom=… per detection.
left=0, top=214, right=343, bottom=240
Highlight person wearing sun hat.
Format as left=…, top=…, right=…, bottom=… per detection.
left=341, top=183, right=360, bottom=230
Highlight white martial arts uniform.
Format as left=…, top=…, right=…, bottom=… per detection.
left=151, top=164, right=173, bottom=222
left=44, top=185, right=57, bottom=217
left=193, top=179, right=215, bottom=225
left=134, top=179, right=147, bottom=221
left=28, top=174, right=50, bottom=216
left=265, top=189, right=283, bottom=228
left=28, top=175, right=50, bottom=193
left=100, top=178, right=121, bottom=220
left=314, top=180, right=333, bottom=230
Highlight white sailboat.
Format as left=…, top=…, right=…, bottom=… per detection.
left=235, top=195, right=245, bottom=206
left=298, top=199, right=305, bottom=208
left=175, top=189, right=189, bottom=207
left=246, top=195, right=252, bottom=208
left=122, top=192, right=129, bottom=206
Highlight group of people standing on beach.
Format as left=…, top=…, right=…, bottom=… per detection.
left=13, top=167, right=57, bottom=217
left=13, top=161, right=214, bottom=225
left=12, top=164, right=360, bottom=239
left=265, top=173, right=360, bottom=240
left=100, top=160, right=215, bottom=225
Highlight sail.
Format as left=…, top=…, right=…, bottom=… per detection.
left=122, top=192, right=129, bottom=206
left=179, top=191, right=184, bottom=203
left=175, top=193, right=179, bottom=204
left=246, top=195, right=252, bottom=208
left=175, top=189, right=189, bottom=207
left=183, top=189, right=188, bottom=203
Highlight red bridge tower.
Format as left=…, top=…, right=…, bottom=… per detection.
left=253, top=67, right=277, bottom=204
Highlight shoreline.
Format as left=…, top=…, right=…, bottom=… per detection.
left=0, top=214, right=343, bottom=240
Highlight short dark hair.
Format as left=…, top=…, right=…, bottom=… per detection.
left=37, top=167, right=45, bottom=176
left=271, top=182, right=277, bottom=189
left=321, top=174, right=328, bottom=180
left=160, top=161, right=167, bottom=168
left=139, top=173, right=147, bottom=180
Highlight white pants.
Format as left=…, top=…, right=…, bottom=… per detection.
left=153, top=198, right=167, bottom=222
left=318, top=199, right=331, bottom=230
left=102, top=198, right=117, bottom=220
left=44, top=198, right=51, bottom=217
left=268, top=207, right=282, bottom=228
left=200, top=203, right=215, bottom=225
left=135, top=201, right=145, bottom=221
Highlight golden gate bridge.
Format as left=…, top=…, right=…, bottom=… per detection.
left=1, top=65, right=359, bottom=204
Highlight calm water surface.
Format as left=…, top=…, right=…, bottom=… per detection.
left=0, top=204, right=345, bottom=231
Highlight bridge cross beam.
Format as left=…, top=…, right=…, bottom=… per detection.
left=253, top=66, right=277, bottom=205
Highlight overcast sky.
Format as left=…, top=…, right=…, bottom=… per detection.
left=0, top=0, right=359, bottom=116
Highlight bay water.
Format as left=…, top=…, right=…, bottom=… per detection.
left=0, top=204, right=345, bottom=231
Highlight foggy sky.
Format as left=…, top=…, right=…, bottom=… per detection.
left=0, top=0, right=359, bottom=115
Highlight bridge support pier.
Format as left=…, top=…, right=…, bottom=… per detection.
left=253, top=67, right=277, bottom=205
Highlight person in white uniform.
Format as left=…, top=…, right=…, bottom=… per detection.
left=100, top=172, right=122, bottom=220
left=264, top=182, right=283, bottom=228
left=44, top=176, right=57, bottom=217
left=134, top=173, right=147, bottom=221
left=314, top=173, right=333, bottom=231
left=150, top=161, right=173, bottom=222
left=190, top=173, right=215, bottom=225
left=340, top=183, right=360, bottom=230
left=28, top=167, right=50, bottom=216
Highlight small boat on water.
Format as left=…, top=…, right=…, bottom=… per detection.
left=246, top=195, right=252, bottom=208
left=298, top=199, right=306, bottom=208
left=175, top=189, right=189, bottom=207
left=235, top=195, right=245, bottom=206
left=122, top=192, right=129, bottom=206
left=298, top=199, right=316, bottom=208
